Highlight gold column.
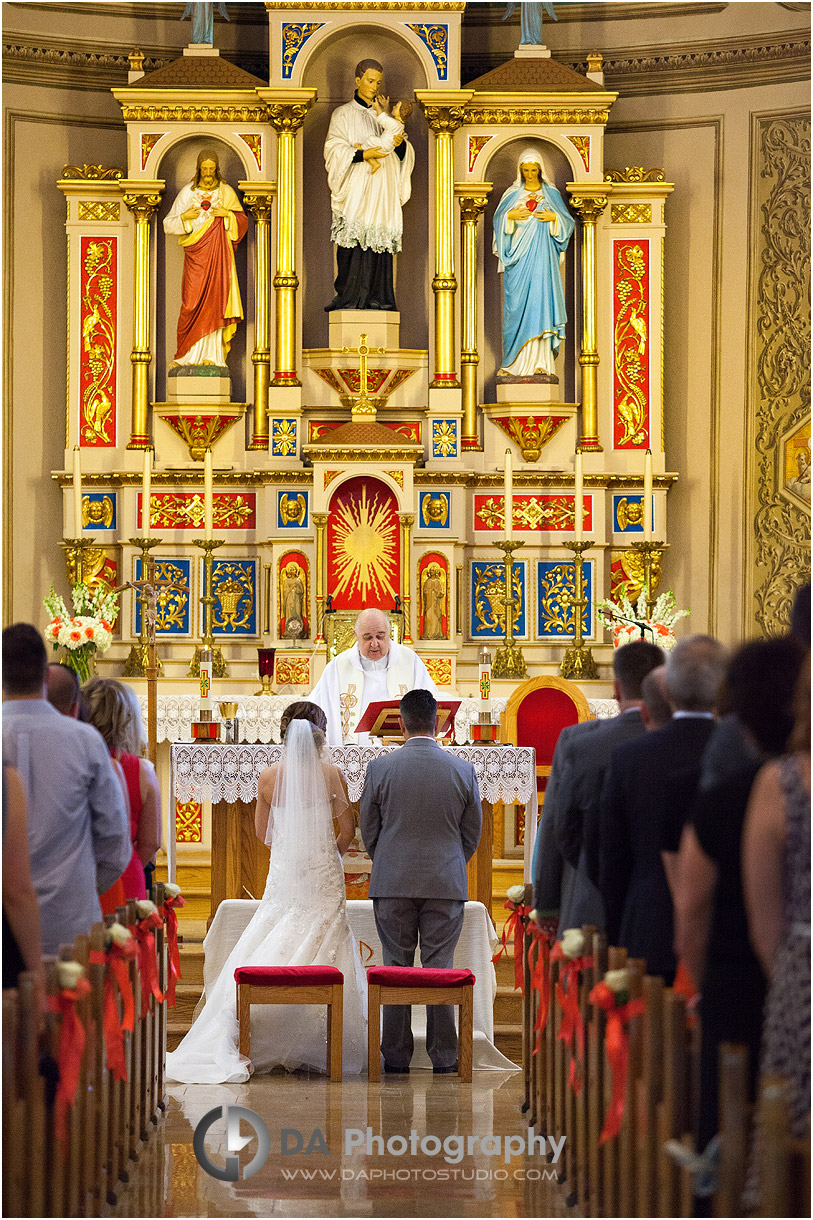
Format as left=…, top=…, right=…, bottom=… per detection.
left=123, top=184, right=162, bottom=449
left=265, top=98, right=314, bottom=388
left=456, top=184, right=491, bottom=451
left=569, top=192, right=608, bottom=453
left=399, top=513, right=415, bottom=644
left=419, top=101, right=466, bottom=389
left=313, top=512, right=329, bottom=644
left=241, top=183, right=277, bottom=450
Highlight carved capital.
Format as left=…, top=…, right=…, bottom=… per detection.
left=312, top=512, right=329, bottom=527
left=604, top=166, right=665, bottom=183
left=243, top=192, right=276, bottom=221
left=422, top=105, right=466, bottom=134
left=398, top=514, right=415, bottom=529
left=457, top=194, right=489, bottom=223
left=266, top=102, right=312, bottom=133
left=61, top=163, right=124, bottom=181
left=123, top=191, right=162, bottom=221
left=569, top=194, right=608, bottom=223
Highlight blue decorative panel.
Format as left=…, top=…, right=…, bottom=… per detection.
left=271, top=418, right=297, bottom=458
left=82, top=492, right=116, bottom=530
left=281, top=22, right=324, bottom=79
left=419, top=491, right=451, bottom=529
left=432, top=419, right=459, bottom=458
left=406, top=23, right=448, bottom=80
left=277, top=490, right=309, bottom=529
left=537, top=560, right=594, bottom=640
left=133, top=556, right=191, bottom=637
left=470, top=560, right=527, bottom=639
left=612, top=494, right=653, bottom=533
left=205, top=558, right=258, bottom=637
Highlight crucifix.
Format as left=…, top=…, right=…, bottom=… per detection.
left=342, top=332, right=385, bottom=418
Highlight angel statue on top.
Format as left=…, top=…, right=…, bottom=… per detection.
left=493, top=147, right=574, bottom=382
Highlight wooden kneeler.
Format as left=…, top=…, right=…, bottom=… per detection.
left=367, top=967, right=475, bottom=1082
left=234, top=966, right=344, bottom=1082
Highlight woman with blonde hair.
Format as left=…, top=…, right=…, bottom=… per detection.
left=81, top=678, right=161, bottom=902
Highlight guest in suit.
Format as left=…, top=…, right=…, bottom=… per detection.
left=639, top=665, right=673, bottom=731
left=531, top=640, right=664, bottom=933
left=360, top=689, right=482, bottom=1073
left=599, top=635, right=728, bottom=983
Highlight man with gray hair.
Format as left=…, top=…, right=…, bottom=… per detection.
left=309, top=608, right=437, bottom=746
left=598, top=634, right=728, bottom=982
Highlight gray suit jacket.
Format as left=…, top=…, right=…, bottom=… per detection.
left=360, top=738, right=482, bottom=900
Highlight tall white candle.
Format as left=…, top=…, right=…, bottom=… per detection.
left=72, top=446, right=83, bottom=537
left=504, top=448, right=513, bottom=541
left=199, top=649, right=213, bottom=714
left=142, top=447, right=152, bottom=537
left=204, top=448, right=213, bottom=542
left=574, top=449, right=584, bottom=542
left=643, top=449, right=653, bottom=541
left=478, top=647, right=492, bottom=717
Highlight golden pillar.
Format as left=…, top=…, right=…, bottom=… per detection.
left=123, top=184, right=162, bottom=449
left=241, top=183, right=277, bottom=449
left=264, top=96, right=314, bottom=388
left=419, top=100, right=467, bottom=389
left=456, top=184, right=491, bottom=451
left=399, top=513, right=415, bottom=645
left=313, top=511, right=329, bottom=644
left=569, top=191, right=608, bottom=453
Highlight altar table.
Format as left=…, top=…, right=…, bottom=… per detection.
left=170, top=743, right=539, bottom=917
left=204, top=898, right=518, bottom=1071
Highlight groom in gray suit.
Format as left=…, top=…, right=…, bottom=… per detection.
left=360, top=689, right=482, bottom=1073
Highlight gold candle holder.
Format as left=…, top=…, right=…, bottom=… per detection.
left=560, top=541, right=599, bottom=681
left=124, top=536, right=164, bottom=678
left=629, top=540, right=667, bottom=619
left=189, top=539, right=227, bottom=677
left=492, top=540, right=528, bottom=680
left=61, top=536, right=97, bottom=587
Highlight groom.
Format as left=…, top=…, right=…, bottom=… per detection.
left=360, top=690, right=482, bottom=1073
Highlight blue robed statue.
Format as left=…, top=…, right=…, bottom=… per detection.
left=493, top=147, right=575, bottom=380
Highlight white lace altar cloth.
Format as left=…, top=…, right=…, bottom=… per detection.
left=171, top=743, right=538, bottom=807
left=205, top=899, right=517, bottom=1071
left=146, top=695, right=618, bottom=745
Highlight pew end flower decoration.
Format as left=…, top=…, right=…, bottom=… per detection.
left=44, top=582, right=119, bottom=683
left=597, top=589, right=688, bottom=651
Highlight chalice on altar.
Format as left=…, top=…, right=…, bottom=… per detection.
left=256, top=647, right=275, bottom=696
left=218, top=701, right=239, bottom=744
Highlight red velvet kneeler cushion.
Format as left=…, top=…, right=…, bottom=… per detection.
left=515, top=687, right=581, bottom=767
left=367, top=967, right=475, bottom=988
left=234, top=965, right=344, bottom=987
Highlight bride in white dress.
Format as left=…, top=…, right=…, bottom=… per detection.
left=166, top=703, right=368, bottom=1083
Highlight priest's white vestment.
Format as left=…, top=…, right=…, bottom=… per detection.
left=309, top=641, right=437, bottom=747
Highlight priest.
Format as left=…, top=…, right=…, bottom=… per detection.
left=309, top=608, right=437, bottom=746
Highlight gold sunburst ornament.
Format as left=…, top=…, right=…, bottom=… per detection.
left=331, top=486, right=398, bottom=604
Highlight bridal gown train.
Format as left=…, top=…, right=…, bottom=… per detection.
left=166, top=753, right=368, bottom=1083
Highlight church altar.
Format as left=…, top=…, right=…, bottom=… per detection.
left=148, top=694, right=618, bottom=745
left=204, top=898, right=516, bottom=1072
left=170, top=742, right=539, bottom=915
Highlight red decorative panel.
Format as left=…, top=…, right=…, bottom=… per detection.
left=417, top=552, right=449, bottom=641
left=142, top=492, right=256, bottom=531
left=308, top=419, right=421, bottom=443
left=278, top=550, right=310, bottom=638
left=327, top=476, right=400, bottom=610
left=567, top=135, right=590, bottom=172
left=140, top=133, right=164, bottom=170
left=79, top=237, right=117, bottom=447
left=613, top=239, right=650, bottom=449
left=238, top=132, right=262, bottom=170
left=474, top=493, right=593, bottom=533
left=468, top=134, right=492, bottom=171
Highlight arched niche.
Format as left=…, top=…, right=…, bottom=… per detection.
left=481, top=137, right=577, bottom=405
left=154, top=135, right=252, bottom=404
left=300, top=26, right=431, bottom=352
left=326, top=474, right=401, bottom=611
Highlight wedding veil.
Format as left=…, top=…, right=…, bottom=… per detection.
left=264, top=719, right=337, bottom=902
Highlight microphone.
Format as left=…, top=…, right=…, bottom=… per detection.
left=394, top=596, right=402, bottom=613
left=325, top=594, right=335, bottom=614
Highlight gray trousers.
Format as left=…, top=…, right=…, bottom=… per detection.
left=372, top=897, right=465, bottom=1070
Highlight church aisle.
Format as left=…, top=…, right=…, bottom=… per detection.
left=110, top=1071, right=577, bottom=1218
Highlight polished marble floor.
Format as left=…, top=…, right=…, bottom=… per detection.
left=110, top=1070, right=577, bottom=1218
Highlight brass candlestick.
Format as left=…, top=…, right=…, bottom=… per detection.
left=629, top=540, right=667, bottom=619
left=492, top=540, right=528, bottom=680
left=560, top=541, right=599, bottom=680
left=189, top=539, right=227, bottom=677
left=124, top=537, right=163, bottom=678
left=61, top=536, right=97, bottom=586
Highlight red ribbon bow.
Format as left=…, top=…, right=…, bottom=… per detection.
left=550, top=944, right=594, bottom=1094
left=491, top=901, right=530, bottom=993
left=89, top=949, right=128, bottom=1081
left=527, top=924, right=552, bottom=1054
left=589, top=980, right=646, bottom=1143
left=130, top=911, right=165, bottom=1018
left=162, top=895, right=186, bottom=1008
left=48, top=979, right=92, bottom=1146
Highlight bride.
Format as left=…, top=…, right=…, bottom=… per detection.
left=166, top=702, right=368, bottom=1083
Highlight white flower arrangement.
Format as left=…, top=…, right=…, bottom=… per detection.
left=57, top=960, right=85, bottom=989
left=135, top=899, right=158, bottom=919
left=560, top=928, right=586, bottom=959
left=506, top=884, right=527, bottom=907
left=44, top=582, right=118, bottom=682
left=105, top=922, right=133, bottom=949
left=596, top=588, right=689, bottom=652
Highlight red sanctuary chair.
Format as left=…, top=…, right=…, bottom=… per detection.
left=501, top=676, right=593, bottom=814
